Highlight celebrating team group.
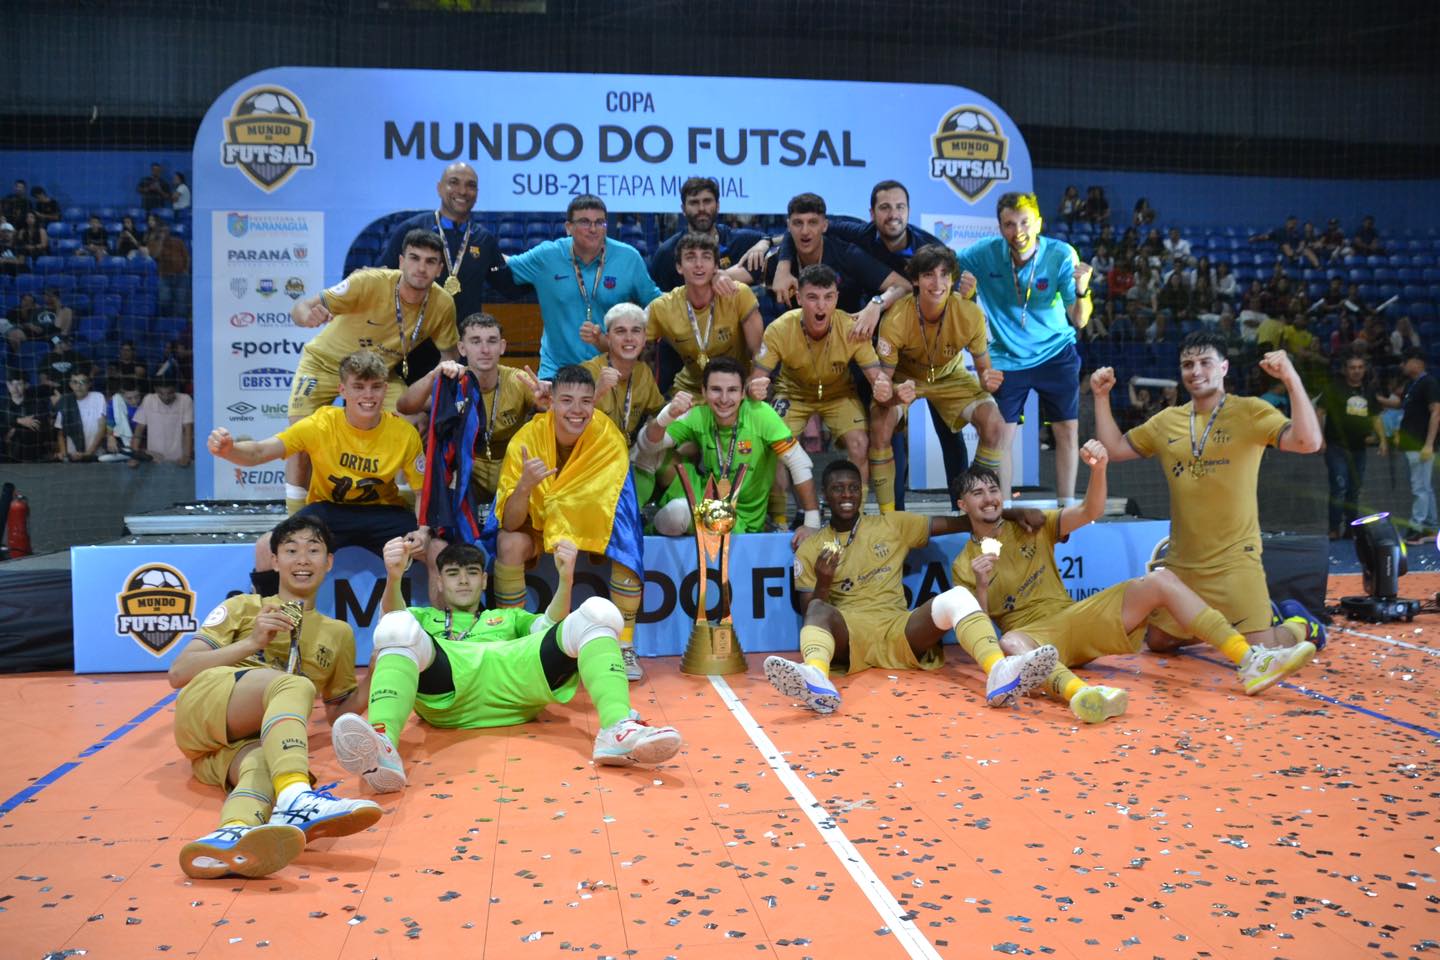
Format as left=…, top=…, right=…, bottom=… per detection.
left=175, top=163, right=1327, bottom=881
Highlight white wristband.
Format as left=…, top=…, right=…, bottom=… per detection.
left=657, top=402, right=679, bottom=427
left=803, top=509, right=821, bottom=528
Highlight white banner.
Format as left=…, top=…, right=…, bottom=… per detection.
left=209, top=210, right=325, bottom=499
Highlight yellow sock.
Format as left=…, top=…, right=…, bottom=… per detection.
left=1279, top=620, right=1307, bottom=644
left=799, top=624, right=835, bottom=675
left=955, top=613, right=1004, bottom=673
left=219, top=749, right=273, bottom=827
left=259, top=673, right=315, bottom=794
left=868, top=447, right=896, bottom=513
left=609, top=563, right=642, bottom=642
left=1046, top=666, right=1086, bottom=701
left=493, top=560, right=527, bottom=608
left=1191, top=607, right=1251, bottom=664
left=973, top=444, right=1003, bottom=472
left=272, top=771, right=309, bottom=796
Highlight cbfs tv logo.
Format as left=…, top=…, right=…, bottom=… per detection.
left=116, top=563, right=200, bottom=657
left=221, top=85, right=316, bottom=193
left=929, top=106, right=1012, bottom=202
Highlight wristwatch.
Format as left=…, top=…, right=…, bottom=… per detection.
left=870, top=295, right=885, bottom=307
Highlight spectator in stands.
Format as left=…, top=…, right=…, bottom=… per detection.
left=7, top=293, right=55, bottom=342
left=1, top=180, right=30, bottom=227
left=1126, top=376, right=1177, bottom=428
left=1058, top=186, right=1082, bottom=226
left=133, top=376, right=194, bottom=466
left=1352, top=215, right=1384, bottom=256
left=30, top=186, right=59, bottom=225
left=1281, top=311, right=1323, bottom=375
left=105, top=340, right=149, bottom=390
left=2, top=371, right=50, bottom=462
left=1256, top=369, right=1291, bottom=414
left=41, top=332, right=89, bottom=388
left=0, top=221, right=19, bottom=274
left=148, top=221, right=190, bottom=317
left=1131, top=197, right=1156, bottom=228
left=1345, top=282, right=1375, bottom=321
left=1261, top=275, right=1293, bottom=317
left=1127, top=259, right=1159, bottom=326
left=1330, top=314, right=1358, bottom=355
left=38, top=289, right=73, bottom=338
left=53, top=369, right=108, bottom=462
left=1140, top=228, right=1165, bottom=266
left=1214, top=261, right=1238, bottom=304
left=1313, top=276, right=1346, bottom=320
left=0, top=314, right=22, bottom=350
left=137, top=162, right=170, bottom=211
left=1319, top=353, right=1384, bottom=539
left=106, top=378, right=144, bottom=464
left=171, top=173, right=190, bottom=212
left=1215, top=310, right=1246, bottom=360
left=1251, top=216, right=1315, bottom=267
left=1317, top=218, right=1344, bottom=260
left=1391, top=315, right=1422, bottom=356
left=1103, top=254, right=1135, bottom=335
left=1091, top=242, right=1115, bottom=281
left=16, top=211, right=48, bottom=259
left=115, top=215, right=145, bottom=259
left=1083, top=185, right=1110, bottom=225
left=81, top=214, right=109, bottom=260
left=153, top=338, right=192, bottom=389
left=1395, top=348, right=1440, bottom=541
left=1191, top=268, right=1219, bottom=325
left=1154, top=270, right=1192, bottom=336
left=1363, top=315, right=1391, bottom=361
left=1096, top=223, right=1117, bottom=251
left=1162, top=227, right=1191, bottom=264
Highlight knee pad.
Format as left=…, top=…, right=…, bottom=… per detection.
left=930, top=586, right=983, bottom=631
left=372, top=610, right=436, bottom=669
left=560, top=596, right=623, bottom=658
left=263, top=670, right=315, bottom=704
left=654, top=499, right=692, bottom=536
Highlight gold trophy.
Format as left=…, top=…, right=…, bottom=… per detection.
left=677, top=465, right=748, bottom=676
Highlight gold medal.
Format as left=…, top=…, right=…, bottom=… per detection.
left=928, top=365, right=935, bottom=382
left=697, top=352, right=709, bottom=370
left=817, top=382, right=823, bottom=401
left=1189, top=459, right=1205, bottom=479
left=716, top=478, right=732, bottom=498
left=444, top=275, right=461, bottom=296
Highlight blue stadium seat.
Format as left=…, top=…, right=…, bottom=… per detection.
left=1411, top=302, right=1437, bottom=320
left=91, top=207, right=117, bottom=221
left=124, top=207, right=145, bottom=222
left=1387, top=254, right=1408, bottom=267
left=1373, top=267, right=1398, bottom=282
left=497, top=220, right=524, bottom=240
left=1429, top=284, right=1440, bottom=300
left=0, top=274, right=10, bottom=293
left=33, top=256, right=65, bottom=274
left=1366, top=255, right=1384, bottom=267
left=498, top=236, right=523, bottom=255
left=125, top=294, right=157, bottom=317
left=1306, top=282, right=1326, bottom=298
left=1407, top=240, right=1427, bottom=251
left=68, top=293, right=90, bottom=314
left=1378, top=284, right=1401, bottom=300
left=46, top=275, right=77, bottom=298
left=0, top=291, right=16, bottom=312
left=80, top=275, right=109, bottom=297
left=76, top=314, right=110, bottom=345
left=1413, top=255, right=1432, bottom=268
left=116, top=315, right=148, bottom=341
left=1357, top=284, right=1376, bottom=301
left=95, top=294, right=122, bottom=317
left=1397, top=267, right=1419, bottom=283
left=122, top=258, right=158, bottom=282
left=62, top=206, right=86, bottom=223
left=1403, top=284, right=1427, bottom=300
left=1343, top=255, right=1361, bottom=267
left=1349, top=266, right=1373, bottom=282
left=65, top=255, right=95, bottom=274
left=15, top=275, right=45, bottom=297
left=170, top=223, right=187, bottom=238
left=109, top=274, right=141, bottom=297
left=151, top=208, right=174, bottom=222
left=52, top=238, right=82, bottom=255
left=524, top=226, right=553, bottom=247
left=46, top=222, right=71, bottom=239
left=152, top=316, right=189, bottom=340
left=1301, top=268, right=1321, bottom=282
left=97, top=258, right=129, bottom=279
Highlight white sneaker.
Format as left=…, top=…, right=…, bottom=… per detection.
left=763, top=656, right=841, bottom=715
left=1238, top=640, right=1316, bottom=695
left=1069, top=685, right=1129, bottom=724
left=593, top=710, right=682, bottom=766
left=268, top=784, right=383, bottom=841
left=985, top=644, right=1059, bottom=707
left=620, top=644, right=645, bottom=682
left=178, top=823, right=306, bottom=879
left=330, top=713, right=407, bottom=793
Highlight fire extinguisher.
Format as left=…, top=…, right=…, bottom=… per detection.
left=4, top=492, right=31, bottom=559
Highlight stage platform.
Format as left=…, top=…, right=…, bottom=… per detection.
left=1, top=569, right=1435, bottom=959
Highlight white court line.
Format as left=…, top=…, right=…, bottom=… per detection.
left=1337, top=626, right=1440, bottom=657
left=709, top=675, right=943, bottom=960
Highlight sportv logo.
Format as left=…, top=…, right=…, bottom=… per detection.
left=239, top=367, right=294, bottom=391
left=232, top=339, right=306, bottom=358
left=221, top=86, right=316, bottom=193
left=229, top=311, right=291, bottom=327
left=115, top=563, right=199, bottom=657
left=929, top=106, right=1012, bottom=203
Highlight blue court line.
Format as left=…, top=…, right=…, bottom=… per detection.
left=1183, top=650, right=1440, bottom=740
left=1, top=690, right=178, bottom=817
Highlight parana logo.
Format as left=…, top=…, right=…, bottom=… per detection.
left=221, top=85, right=316, bottom=193
left=929, top=106, right=1011, bottom=203
left=116, top=563, right=199, bottom=656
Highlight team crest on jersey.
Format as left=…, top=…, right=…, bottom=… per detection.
left=221, top=85, right=317, bottom=193
left=738, top=440, right=753, bottom=455
left=486, top=616, right=505, bottom=626
left=929, top=106, right=1012, bottom=203
left=603, top=276, right=616, bottom=289
left=1036, top=278, right=1049, bottom=292
left=116, top=563, right=200, bottom=657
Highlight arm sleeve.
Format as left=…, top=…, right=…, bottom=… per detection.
left=755, top=323, right=783, bottom=372
left=1243, top=396, right=1292, bottom=447
left=322, top=627, right=358, bottom=703
left=665, top=409, right=701, bottom=448
left=960, top=301, right=990, bottom=357
left=1056, top=242, right=1079, bottom=307
left=876, top=309, right=902, bottom=366
left=823, top=216, right=871, bottom=246
left=954, top=239, right=982, bottom=276
left=950, top=550, right=977, bottom=591
left=400, top=422, right=426, bottom=491
left=792, top=540, right=818, bottom=592
left=851, top=333, right=880, bottom=368
left=758, top=402, right=795, bottom=448
left=195, top=596, right=247, bottom=650
left=898, top=511, right=931, bottom=549
left=478, top=233, right=527, bottom=298
left=428, top=296, right=459, bottom=351
left=1125, top=411, right=1161, bottom=458
left=320, top=269, right=377, bottom=314
left=276, top=416, right=316, bottom=459
left=645, top=292, right=667, bottom=340
left=509, top=608, right=541, bottom=636
left=504, top=243, right=546, bottom=285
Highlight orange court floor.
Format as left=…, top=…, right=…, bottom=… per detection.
left=2, top=572, right=1437, bottom=960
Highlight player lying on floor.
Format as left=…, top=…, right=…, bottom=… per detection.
left=328, top=535, right=681, bottom=792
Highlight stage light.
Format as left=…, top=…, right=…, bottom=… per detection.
left=1340, top=512, right=1421, bottom=622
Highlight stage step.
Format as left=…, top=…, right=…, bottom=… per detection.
left=124, top=501, right=286, bottom=535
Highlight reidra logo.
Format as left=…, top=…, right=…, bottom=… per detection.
left=221, top=85, right=316, bottom=192
left=929, top=106, right=1012, bottom=203
left=116, top=563, right=200, bottom=656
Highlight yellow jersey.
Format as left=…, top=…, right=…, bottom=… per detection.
left=470, top=364, right=536, bottom=464
left=309, top=268, right=458, bottom=371
left=194, top=593, right=356, bottom=703
left=877, top=293, right=988, bottom=383
left=278, top=406, right=425, bottom=507
left=581, top=354, right=666, bottom=444
left=646, top=285, right=758, bottom=381
left=793, top=512, right=930, bottom=618
left=1126, top=395, right=1289, bottom=570
left=755, top=308, right=880, bottom=402
left=950, top=510, right=1073, bottom=632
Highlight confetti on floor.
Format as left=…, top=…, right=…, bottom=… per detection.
left=1, top=572, right=1434, bottom=958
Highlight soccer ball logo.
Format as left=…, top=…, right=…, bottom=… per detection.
left=942, top=110, right=997, bottom=137
left=116, top=563, right=199, bottom=656
left=930, top=105, right=1012, bottom=203
left=221, top=84, right=316, bottom=193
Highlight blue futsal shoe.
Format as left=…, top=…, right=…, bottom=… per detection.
left=1275, top=599, right=1327, bottom=651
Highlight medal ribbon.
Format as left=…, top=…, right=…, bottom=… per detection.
left=916, top=297, right=946, bottom=381
left=806, top=323, right=833, bottom=401
left=434, top=210, right=472, bottom=282
left=1188, top=394, right=1227, bottom=466
left=712, top=412, right=742, bottom=485
left=571, top=243, right=607, bottom=324
left=443, top=609, right=483, bottom=645
left=1011, top=251, right=1038, bottom=329
left=394, top=281, right=429, bottom=380
left=829, top=515, right=862, bottom=554
left=684, top=295, right=715, bottom=364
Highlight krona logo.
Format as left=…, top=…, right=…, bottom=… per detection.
left=221, top=85, right=316, bottom=193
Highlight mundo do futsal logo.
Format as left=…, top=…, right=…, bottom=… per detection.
left=116, top=563, right=200, bottom=656
left=929, top=106, right=1011, bottom=203
left=221, top=85, right=317, bottom=193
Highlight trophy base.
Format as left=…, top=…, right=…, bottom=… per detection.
left=680, top=621, right=747, bottom=676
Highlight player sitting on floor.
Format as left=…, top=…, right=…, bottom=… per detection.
left=329, top=536, right=681, bottom=791
left=950, top=450, right=1317, bottom=723
left=167, top=514, right=381, bottom=879
left=764, top=459, right=1058, bottom=715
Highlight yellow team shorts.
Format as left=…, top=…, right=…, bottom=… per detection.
left=836, top=607, right=943, bottom=674
left=774, top=394, right=868, bottom=444
left=1149, top=556, right=1274, bottom=639
left=913, top=372, right=996, bottom=432
left=1009, top=582, right=1145, bottom=667
left=174, top=666, right=256, bottom=788
left=287, top=348, right=405, bottom=419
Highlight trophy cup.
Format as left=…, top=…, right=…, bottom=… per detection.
left=676, top=464, right=748, bottom=675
